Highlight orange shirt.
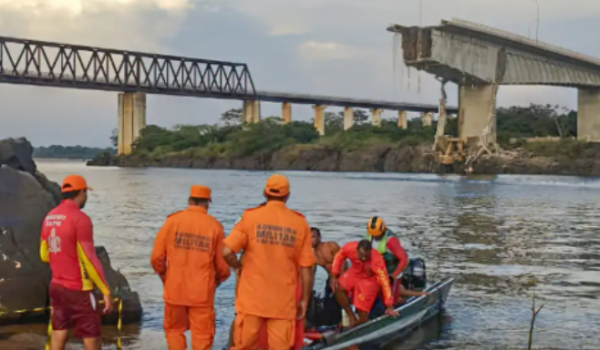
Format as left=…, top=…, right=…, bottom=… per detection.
left=224, top=201, right=315, bottom=320
left=150, top=206, right=231, bottom=307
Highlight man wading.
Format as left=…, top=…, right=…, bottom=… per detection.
left=223, top=174, right=315, bottom=350
left=40, top=175, right=113, bottom=350
left=151, top=185, right=231, bottom=350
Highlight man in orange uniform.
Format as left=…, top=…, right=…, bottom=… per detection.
left=150, top=185, right=231, bottom=350
left=223, top=174, right=315, bottom=350
left=40, top=175, right=113, bottom=350
left=330, top=240, right=397, bottom=328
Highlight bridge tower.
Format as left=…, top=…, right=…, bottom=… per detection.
left=117, top=92, right=146, bottom=156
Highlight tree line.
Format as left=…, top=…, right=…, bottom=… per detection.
left=124, top=103, right=577, bottom=158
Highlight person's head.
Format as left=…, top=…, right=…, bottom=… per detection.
left=367, top=216, right=386, bottom=241
left=357, top=239, right=372, bottom=261
left=263, top=174, right=290, bottom=203
left=188, top=185, right=212, bottom=209
left=311, top=227, right=321, bottom=248
left=61, top=175, right=91, bottom=209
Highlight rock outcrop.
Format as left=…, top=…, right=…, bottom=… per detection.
left=0, top=137, right=142, bottom=324
left=88, top=141, right=600, bottom=177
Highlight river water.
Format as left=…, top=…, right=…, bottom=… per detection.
left=18, top=160, right=600, bottom=349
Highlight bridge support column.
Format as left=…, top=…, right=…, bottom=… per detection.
left=281, top=102, right=292, bottom=124
left=458, top=84, right=498, bottom=144
left=371, top=109, right=382, bottom=127
left=397, top=110, right=407, bottom=129
left=243, top=100, right=261, bottom=124
left=313, top=105, right=326, bottom=136
left=421, top=112, right=432, bottom=127
left=343, top=107, right=354, bottom=130
left=117, top=92, right=146, bottom=156
left=577, top=88, right=600, bottom=142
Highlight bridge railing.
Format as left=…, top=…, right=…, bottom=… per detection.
left=0, top=36, right=257, bottom=97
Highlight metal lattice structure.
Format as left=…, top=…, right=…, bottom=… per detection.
left=0, top=36, right=256, bottom=98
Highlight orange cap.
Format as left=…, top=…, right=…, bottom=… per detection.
left=190, top=185, right=211, bottom=200
left=61, top=175, right=92, bottom=193
left=264, top=174, right=290, bottom=197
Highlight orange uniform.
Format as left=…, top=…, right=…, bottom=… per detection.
left=150, top=185, right=230, bottom=350
left=332, top=242, right=393, bottom=313
left=225, top=175, right=315, bottom=350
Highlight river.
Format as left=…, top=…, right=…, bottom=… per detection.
left=18, top=160, right=600, bottom=349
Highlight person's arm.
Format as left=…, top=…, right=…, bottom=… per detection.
left=222, top=218, right=249, bottom=272
left=373, top=253, right=394, bottom=308
left=39, top=224, right=49, bottom=263
left=331, top=244, right=348, bottom=277
left=297, top=224, right=316, bottom=319
left=214, top=223, right=231, bottom=286
left=150, top=219, right=170, bottom=283
left=387, top=237, right=409, bottom=279
left=76, top=216, right=110, bottom=296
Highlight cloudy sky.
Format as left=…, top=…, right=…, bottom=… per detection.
left=0, top=0, right=599, bottom=147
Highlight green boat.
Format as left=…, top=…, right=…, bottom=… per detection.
left=302, top=277, right=455, bottom=350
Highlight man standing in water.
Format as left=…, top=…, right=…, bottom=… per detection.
left=223, top=174, right=315, bottom=350
left=151, top=185, right=230, bottom=350
left=40, top=175, right=113, bottom=350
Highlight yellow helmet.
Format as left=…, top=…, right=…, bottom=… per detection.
left=367, top=217, right=386, bottom=237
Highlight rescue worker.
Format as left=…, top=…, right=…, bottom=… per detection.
left=40, top=175, right=113, bottom=350
left=150, top=185, right=231, bottom=350
left=330, top=240, right=397, bottom=328
left=365, top=217, right=411, bottom=302
left=223, top=174, right=315, bottom=350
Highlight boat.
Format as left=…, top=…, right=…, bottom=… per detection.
left=302, top=277, right=455, bottom=350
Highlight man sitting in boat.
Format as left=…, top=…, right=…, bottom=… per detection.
left=330, top=240, right=398, bottom=328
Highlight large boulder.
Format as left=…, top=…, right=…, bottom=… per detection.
left=0, top=137, right=141, bottom=324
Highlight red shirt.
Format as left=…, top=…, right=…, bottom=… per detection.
left=40, top=200, right=110, bottom=295
left=331, top=241, right=394, bottom=307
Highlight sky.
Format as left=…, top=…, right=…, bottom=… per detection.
left=1, top=0, right=599, bottom=147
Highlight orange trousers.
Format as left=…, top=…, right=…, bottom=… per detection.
left=232, top=313, right=295, bottom=350
left=164, top=303, right=215, bottom=350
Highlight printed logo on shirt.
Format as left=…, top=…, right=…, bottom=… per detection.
left=255, top=224, right=297, bottom=247
left=48, top=228, right=62, bottom=254
left=174, top=232, right=211, bottom=252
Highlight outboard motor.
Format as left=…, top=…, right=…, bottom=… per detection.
left=401, top=258, right=427, bottom=291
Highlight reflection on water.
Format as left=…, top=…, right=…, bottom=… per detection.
left=6, top=160, right=600, bottom=349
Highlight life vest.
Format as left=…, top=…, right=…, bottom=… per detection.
left=366, top=229, right=399, bottom=276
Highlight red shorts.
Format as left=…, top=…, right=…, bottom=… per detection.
left=338, top=269, right=381, bottom=313
left=49, top=283, right=101, bottom=338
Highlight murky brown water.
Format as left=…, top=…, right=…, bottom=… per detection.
left=5, top=160, right=600, bottom=349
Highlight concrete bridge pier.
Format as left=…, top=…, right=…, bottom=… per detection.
left=421, top=112, right=433, bottom=127
left=243, top=100, right=261, bottom=124
left=282, top=102, right=292, bottom=124
left=397, top=110, right=407, bottom=129
left=577, top=88, right=600, bottom=142
left=343, top=107, right=354, bottom=130
left=117, top=92, right=146, bottom=156
left=313, top=105, right=327, bottom=136
left=371, top=109, right=382, bottom=127
left=458, top=84, right=498, bottom=144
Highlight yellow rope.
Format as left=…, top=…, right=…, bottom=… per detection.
left=117, top=298, right=123, bottom=350
left=45, top=308, right=52, bottom=350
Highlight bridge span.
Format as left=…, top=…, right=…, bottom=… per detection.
left=0, top=36, right=453, bottom=154
left=389, top=18, right=600, bottom=143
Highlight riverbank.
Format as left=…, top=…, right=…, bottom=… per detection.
left=87, top=140, right=600, bottom=176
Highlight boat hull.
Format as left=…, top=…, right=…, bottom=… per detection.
left=303, top=277, right=455, bottom=350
